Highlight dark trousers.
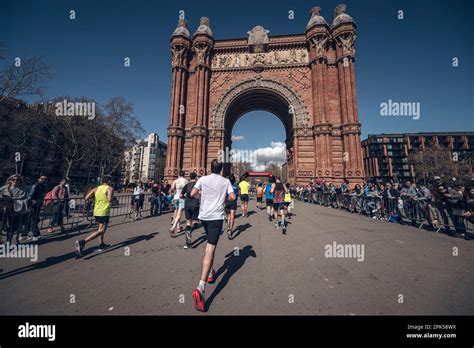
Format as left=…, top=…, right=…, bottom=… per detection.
left=50, top=202, right=64, bottom=228
left=7, top=212, right=28, bottom=243
left=30, top=203, right=42, bottom=236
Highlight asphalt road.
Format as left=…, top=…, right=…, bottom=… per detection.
left=1, top=200, right=473, bottom=315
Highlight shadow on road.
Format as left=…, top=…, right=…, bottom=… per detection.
left=0, top=251, right=78, bottom=281
left=83, top=231, right=159, bottom=260
left=0, top=232, right=159, bottom=280
left=191, top=234, right=207, bottom=249
left=205, top=245, right=257, bottom=311
left=230, top=223, right=252, bottom=240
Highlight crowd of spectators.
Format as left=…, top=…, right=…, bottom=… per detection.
left=292, top=176, right=474, bottom=240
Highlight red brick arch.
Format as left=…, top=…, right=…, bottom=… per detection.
left=165, top=6, right=365, bottom=184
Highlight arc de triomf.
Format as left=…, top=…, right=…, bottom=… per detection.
left=165, top=4, right=365, bottom=185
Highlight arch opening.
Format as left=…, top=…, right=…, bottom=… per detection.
left=224, top=88, right=293, bottom=149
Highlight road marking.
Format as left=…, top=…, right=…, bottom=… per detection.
left=395, top=240, right=404, bottom=244
left=324, top=278, right=329, bottom=282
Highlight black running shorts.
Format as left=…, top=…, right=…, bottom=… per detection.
left=185, top=205, right=199, bottom=220
left=95, top=215, right=110, bottom=225
left=273, top=202, right=285, bottom=211
left=202, top=219, right=223, bottom=246
left=241, top=194, right=249, bottom=202
left=225, top=200, right=237, bottom=211
left=256, top=197, right=262, bottom=203
left=266, top=198, right=273, bottom=206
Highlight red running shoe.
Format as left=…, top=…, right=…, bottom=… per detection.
left=192, top=289, right=205, bottom=312
left=207, top=274, right=216, bottom=284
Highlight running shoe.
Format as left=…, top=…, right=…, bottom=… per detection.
left=169, top=227, right=176, bottom=238
left=275, top=221, right=279, bottom=229
left=185, top=229, right=192, bottom=246
left=74, top=240, right=85, bottom=257
left=97, top=243, right=109, bottom=252
left=282, top=222, right=287, bottom=234
left=207, top=269, right=216, bottom=283
left=192, top=288, right=205, bottom=312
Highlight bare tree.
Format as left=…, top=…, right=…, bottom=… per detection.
left=408, top=145, right=472, bottom=185
left=92, top=97, right=144, bottom=179
left=0, top=57, right=51, bottom=101
left=266, top=162, right=283, bottom=177
left=37, top=97, right=98, bottom=178
left=103, top=97, right=144, bottom=147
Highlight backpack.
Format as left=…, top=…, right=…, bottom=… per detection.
left=43, top=190, right=54, bottom=206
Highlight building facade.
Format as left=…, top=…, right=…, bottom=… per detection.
left=165, top=4, right=365, bottom=185
left=123, top=133, right=167, bottom=183
left=362, top=132, right=474, bottom=182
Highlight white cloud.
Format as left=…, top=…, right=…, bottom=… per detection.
left=253, top=164, right=267, bottom=172
left=250, top=141, right=286, bottom=169
left=231, top=135, right=244, bottom=141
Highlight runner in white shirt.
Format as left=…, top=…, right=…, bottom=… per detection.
left=169, top=171, right=188, bottom=237
left=190, top=159, right=235, bottom=312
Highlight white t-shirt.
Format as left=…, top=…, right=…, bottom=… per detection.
left=173, top=177, right=188, bottom=200
left=194, top=173, right=234, bottom=221
left=133, top=186, right=143, bottom=196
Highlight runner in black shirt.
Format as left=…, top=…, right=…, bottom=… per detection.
left=181, top=172, right=200, bottom=248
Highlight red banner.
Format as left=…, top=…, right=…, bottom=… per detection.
left=245, top=171, right=272, bottom=177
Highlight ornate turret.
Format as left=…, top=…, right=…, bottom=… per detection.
left=306, top=6, right=328, bottom=30
left=189, top=17, right=214, bottom=175
left=194, top=17, right=213, bottom=37
left=166, top=18, right=192, bottom=180
left=330, top=4, right=356, bottom=60
left=329, top=4, right=363, bottom=181
left=305, top=5, right=330, bottom=62
left=331, top=4, right=355, bottom=28
left=172, top=18, right=190, bottom=39
left=192, top=17, right=214, bottom=67
left=305, top=6, right=332, bottom=180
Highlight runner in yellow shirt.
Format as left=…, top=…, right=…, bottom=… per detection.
left=238, top=175, right=250, bottom=217
left=75, top=175, right=114, bottom=256
left=284, top=183, right=293, bottom=219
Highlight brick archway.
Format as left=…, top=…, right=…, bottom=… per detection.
left=165, top=5, right=365, bottom=184
left=211, top=77, right=306, bottom=177
left=211, top=76, right=309, bottom=130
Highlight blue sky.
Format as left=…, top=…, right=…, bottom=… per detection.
left=2, top=0, right=473, bottom=166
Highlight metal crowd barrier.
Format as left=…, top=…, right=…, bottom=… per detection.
left=0, top=193, right=166, bottom=243
left=298, top=191, right=473, bottom=235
